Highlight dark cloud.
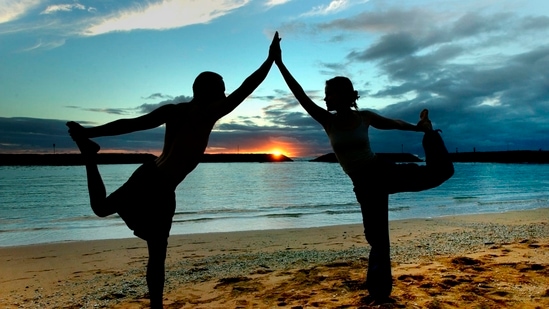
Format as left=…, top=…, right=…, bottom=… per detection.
left=299, top=7, right=549, bottom=154
left=3, top=6, right=548, bottom=158
left=520, top=15, right=549, bottom=31
left=0, top=117, right=166, bottom=154
left=64, top=94, right=194, bottom=116
left=0, top=117, right=74, bottom=152
left=65, top=105, right=135, bottom=115
left=1, top=87, right=331, bottom=157
left=0, top=112, right=331, bottom=158
left=137, top=95, right=193, bottom=113
left=450, top=12, right=513, bottom=38
left=318, top=8, right=430, bottom=33
left=353, top=32, right=421, bottom=61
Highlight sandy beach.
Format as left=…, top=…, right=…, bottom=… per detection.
left=1, top=208, right=548, bottom=309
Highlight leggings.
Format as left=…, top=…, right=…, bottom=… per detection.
left=348, top=130, right=454, bottom=299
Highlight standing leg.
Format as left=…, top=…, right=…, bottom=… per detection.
left=146, top=238, right=168, bottom=309
left=363, top=193, right=393, bottom=300
left=352, top=176, right=393, bottom=301
left=67, top=122, right=115, bottom=217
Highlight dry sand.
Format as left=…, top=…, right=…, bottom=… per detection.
left=1, top=208, right=548, bottom=308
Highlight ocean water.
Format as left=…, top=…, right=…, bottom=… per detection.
left=0, top=162, right=548, bottom=247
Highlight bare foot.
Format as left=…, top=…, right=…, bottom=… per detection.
left=417, top=109, right=433, bottom=131
left=66, top=121, right=100, bottom=154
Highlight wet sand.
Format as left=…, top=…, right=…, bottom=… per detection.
left=1, top=208, right=548, bottom=308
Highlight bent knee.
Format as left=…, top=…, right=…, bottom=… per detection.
left=91, top=204, right=116, bottom=217
left=93, top=209, right=112, bottom=218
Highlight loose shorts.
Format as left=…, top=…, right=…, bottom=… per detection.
left=108, top=161, right=176, bottom=241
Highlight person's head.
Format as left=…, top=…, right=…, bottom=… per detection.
left=193, top=71, right=226, bottom=101
left=324, top=76, right=359, bottom=112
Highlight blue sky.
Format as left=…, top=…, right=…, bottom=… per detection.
left=1, top=0, right=548, bottom=158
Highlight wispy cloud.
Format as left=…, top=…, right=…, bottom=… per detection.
left=142, top=93, right=174, bottom=100
left=20, top=38, right=66, bottom=51
left=1, top=0, right=253, bottom=50
left=84, top=0, right=251, bottom=36
left=40, top=3, right=96, bottom=15
left=0, top=0, right=41, bottom=24
left=265, top=0, right=292, bottom=8
left=302, top=0, right=369, bottom=17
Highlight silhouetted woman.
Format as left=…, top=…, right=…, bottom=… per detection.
left=67, top=33, right=280, bottom=308
left=271, top=32, right=454, bottom=302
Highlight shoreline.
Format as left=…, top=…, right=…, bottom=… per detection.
left=1, top=208, right=548, bottom=308
left=2, top=207, right=547, bottom=249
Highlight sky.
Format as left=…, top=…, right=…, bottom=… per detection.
left=1, top=0, right=548, bottom=158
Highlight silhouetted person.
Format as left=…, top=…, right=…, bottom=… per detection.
left=271, top=32, right=454, bottom=303
left=66, top=33, right=279, bottom=308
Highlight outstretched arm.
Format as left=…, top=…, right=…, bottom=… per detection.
left=363, top=110, right=423, bottom=132
left=214, top=34, right=277, bottom=118
left=272, top=32, right=332, bottom=128
left=76, top=104, right=176, bottom=138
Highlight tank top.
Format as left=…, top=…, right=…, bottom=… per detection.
left=327, top=116, right=376, bottom=174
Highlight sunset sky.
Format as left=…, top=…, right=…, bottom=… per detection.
left=1, top=0, right=548, bottom=158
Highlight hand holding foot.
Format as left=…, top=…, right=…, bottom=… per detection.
left=66, top=121, right=100, bottom=155
left=417, top=109, right=433, bottom=132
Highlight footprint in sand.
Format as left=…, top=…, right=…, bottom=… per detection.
left=30, top=256, right=56, bottom=259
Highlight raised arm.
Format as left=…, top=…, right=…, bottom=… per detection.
left=214, top=34, right=277, bottom=118
left=77, top=104, right=176, bottom=138
left=362, top=110, right=422, bottom=132
left=271, top=33, right=332, bottom=128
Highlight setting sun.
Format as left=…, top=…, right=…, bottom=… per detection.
left=268, top=149, right=289, bottom=161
